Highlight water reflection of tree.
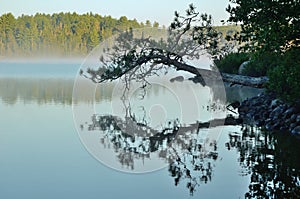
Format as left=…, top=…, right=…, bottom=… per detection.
left=168, top=138, right=218, bottom=195
left=226, top=125, right=300, bottom=198
left=82, top=111, right=226, bottom=195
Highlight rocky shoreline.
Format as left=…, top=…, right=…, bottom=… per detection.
left=237, top=92, right=300, bottom=136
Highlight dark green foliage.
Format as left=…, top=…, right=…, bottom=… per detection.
left=0, top=12, right=155, bottom=56
left=243, top=52, right=280, bottom=77
left=227, top=0, right=300, bottom=53
left=226, top=0, right=300, bottom=102
left=213, top=52, right=250, bottom=74
left=267, top=48, right=300, bottom=102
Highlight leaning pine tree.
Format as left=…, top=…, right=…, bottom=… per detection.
left=81, top=4, right=267, bottom=89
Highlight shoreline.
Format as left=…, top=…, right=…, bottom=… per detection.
left=238, top=92, right=300, bottom=137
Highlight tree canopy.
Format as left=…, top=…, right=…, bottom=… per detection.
left=0, top=12, right=160, bottom=57
left=225, top=0, right=300, bottom=102
left=226, top=0, right=300, bottom=53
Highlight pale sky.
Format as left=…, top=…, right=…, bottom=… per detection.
left=0, top=0, right=231, bottom=26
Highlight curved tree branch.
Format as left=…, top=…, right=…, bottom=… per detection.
left=81, top=4, right=267, bottom=89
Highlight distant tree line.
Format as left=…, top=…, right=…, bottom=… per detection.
left=0, top=12, right=161, bottom=57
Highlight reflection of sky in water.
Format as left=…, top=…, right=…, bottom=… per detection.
left=107, top=81, right=216, bottom=126
left=73, top=75, right=228, bottom=173
left=0, top=77, right=263, bottom=106
left=0, top=61, right=80, bottom=78
left=3, top=62, right=298, bottom=199
left=0, top=100, right=250, bottom=199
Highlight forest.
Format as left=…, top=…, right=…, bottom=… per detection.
left=0, top=12, right=160, bottom=57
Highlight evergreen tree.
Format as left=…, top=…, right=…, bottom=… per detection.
left=0, top=12, right=149, bottom=56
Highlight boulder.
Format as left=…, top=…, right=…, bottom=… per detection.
left=296, top=115, right=300, bottom=124
left=290, top=114, right=297, bottom=123
left=283, top=107, right=296, bottom=119
left=256, top=119, right=265, bottom=127
left=188, top=75, right=205, bottom=86
left=238, top=92, right=300, bottom=135
left=270, top=99, right=280, bottom=109
left=170, top=76, right=184, bottom=82
left=290, top=123, right=297, bottom=131
left=291, top=126, right=300, bottom=136
left=238, top=60, right=250, bottom=75
left=270, top=106, right=283, bottom=118
left=265, top=122, right=273, bottom=131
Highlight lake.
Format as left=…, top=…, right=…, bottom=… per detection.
left=1, top=60, right=299, bottom=199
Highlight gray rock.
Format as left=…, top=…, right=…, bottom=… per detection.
left=254, top=114, right=261, bottom=121
left=246, top=113, right=252, bottom=118
left=188, top=75, right=205, bottom=86
left=256, top=120, right=264, bottom=127
left=238, top=60, right=250, bottom=75
left=243, top=99, right=251, bottom=106
left=291, top=126, right=300, bottom=135
left=290, top=114, right=297, bottom=123
left=252, top=98, right=262, bottom=106
left=280, top=126, right=288, bottom=131
left=266, top=123, right=273, bottom=131
left=257, top=93, right=264, bottom=97
left=272, top=122, right=281, bottom=130
left=296, top=115, right=300, bottom=123
left=281, top=104, right=288, bottom=112
left=263, top=112, right=269, bottom=119
left=273, top=115, right=279, bottom=121
left=285, top=118, right=291, bottom=125
left=170, top=76, right=184, bottom=82
left=265, top=118, right=272, bottom=123
left=238, top=105, right=249, bottom=113
left=270, top=99, right=280, bottom=109
left=283, top=107, right=296, bottom=119
left=290, top=123, right=297, bottom=131
left=270, top=106, right=283, bottom=118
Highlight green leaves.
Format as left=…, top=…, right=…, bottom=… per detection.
left=213, top=52, right=250, bottom=74
left=227, top=0, right=300, bottom=53
left=267, top=48, right=300, bottom=102
left=227, top=0, right=300, bottom=102
left=0, top=12, right=152, bottom=56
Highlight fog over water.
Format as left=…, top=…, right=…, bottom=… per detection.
left=1, top=60, right=298, bottom=199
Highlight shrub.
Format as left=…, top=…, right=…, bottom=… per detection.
left=213, top=52, right=250, bottom=74
left=243, top=52, right=280, bottom=77
left=267, top=48, right=300, bottom=102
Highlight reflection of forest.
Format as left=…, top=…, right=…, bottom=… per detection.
left=0, top=77, right=264, bottom=105
left=0, top=78, right=115, bottom=105
left=0, top=78, right=198, bottom=105
left=226, top=125, right=300, bottom=198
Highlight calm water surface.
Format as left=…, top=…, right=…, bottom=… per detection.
left=1, top=61, right=299, bottom=199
